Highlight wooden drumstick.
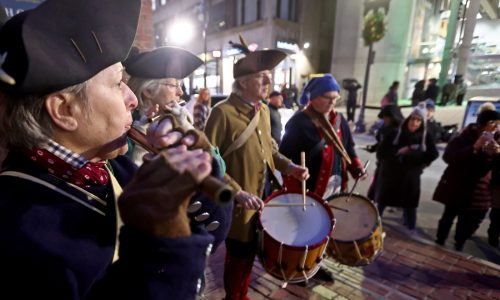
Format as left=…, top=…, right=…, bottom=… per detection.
left=345, top=160, right=370, bottom=203
left=300, top=151, right=306, bottom=211
left=328, top=204, right=349, bottom=213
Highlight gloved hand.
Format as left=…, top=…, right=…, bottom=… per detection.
left=119, top=146, right=212, bottom=238
left=365, top=144, right=378, bottom=153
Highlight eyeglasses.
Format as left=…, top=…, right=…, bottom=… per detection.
left=159, top=82, right=182, bottom=89
left=321, top=95, right=341, bottom=102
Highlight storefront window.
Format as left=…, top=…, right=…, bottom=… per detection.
left=235, top=0, right=261, bottom=26
left=277, top=0, right=297, bottom=22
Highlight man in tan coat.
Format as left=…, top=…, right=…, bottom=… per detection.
left=204, top=39, right=308, bottom=300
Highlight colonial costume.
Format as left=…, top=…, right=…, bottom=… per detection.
left=204, top=37, right=292, bottom=300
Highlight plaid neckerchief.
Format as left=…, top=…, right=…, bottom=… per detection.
left=27, top=140, right=109, bottom=188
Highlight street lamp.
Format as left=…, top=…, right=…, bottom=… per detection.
left=355, top=1, right=389, bottom=133
left=168, top=18, right=195, bottom=45
left=202, top=0, right=208, bottom=88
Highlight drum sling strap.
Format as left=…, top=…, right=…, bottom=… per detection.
left=303, top=107, right=351, bottom=165
left=222, top=107, right=260, bottom=159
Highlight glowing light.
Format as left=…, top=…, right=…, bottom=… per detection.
left=168, top=18, right=195, bottom=45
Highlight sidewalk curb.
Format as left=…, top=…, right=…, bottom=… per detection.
left=382, top=219, right=500, bottom=271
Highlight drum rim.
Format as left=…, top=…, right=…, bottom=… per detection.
left=326, top=192, right=381, bottom=242
left=258, top=190, right=335, bottom=250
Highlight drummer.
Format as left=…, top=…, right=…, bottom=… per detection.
left=203, top=36, right=309, bottom=300
left=279, top=74, right=368, bottom=282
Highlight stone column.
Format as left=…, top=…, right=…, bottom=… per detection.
left=455, top=0, right=481, bottom=77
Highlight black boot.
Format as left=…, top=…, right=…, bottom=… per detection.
left=314, top=265, right=335, bottom=282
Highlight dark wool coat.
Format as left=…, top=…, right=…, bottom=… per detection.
left=433, top=124, right=493, bottom=210
left=0, top=151, right=225, bottom=300
left=375, top=127, right=439, bottom=208
left=268, top=103, right=282, bottom=144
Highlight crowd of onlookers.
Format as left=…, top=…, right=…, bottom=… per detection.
left=261, top=80, right=500, bottom=253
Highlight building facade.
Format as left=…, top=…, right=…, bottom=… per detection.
left=151, top=0, right=500, bottom=104
left=152, top=0, right=331, bottom=95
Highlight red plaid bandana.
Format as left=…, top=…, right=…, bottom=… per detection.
left=28, top=147, right=109, bottom=188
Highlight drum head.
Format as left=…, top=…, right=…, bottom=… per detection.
left=261, top=193, right=331, bottom=247
left=328, top=194, right=378, bottom=241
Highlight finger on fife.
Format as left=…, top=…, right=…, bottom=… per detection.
left=128, top=113, right=235, bottom=204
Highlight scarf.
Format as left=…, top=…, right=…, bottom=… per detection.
left=28, top=147, right=109, bottom=188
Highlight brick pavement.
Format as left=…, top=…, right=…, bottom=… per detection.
left=203, top=220, right=500, bottom=300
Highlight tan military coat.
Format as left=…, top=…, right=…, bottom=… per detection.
left=204, top=93, right=291, bottom=242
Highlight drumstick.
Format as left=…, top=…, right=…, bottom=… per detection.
left=328, top=204, right=349, bottom=213
left=265, top=203, right=316, bottom=207
left=300, top=151, right=306, bottom=211
left=345, top=160, right=370, bottom=203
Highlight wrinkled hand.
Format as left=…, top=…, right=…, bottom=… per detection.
left=286, top=163, right=309, bottom=181
left=234, top=190, right=263, bottom=210
left=146, top=113, right=212, bottom=153
left=162, top=101, right=194, bottom=129
left=119, top=146, right=212, bottom=237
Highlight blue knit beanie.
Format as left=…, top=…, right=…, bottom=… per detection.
left=299, top=74, right=341, bottom=106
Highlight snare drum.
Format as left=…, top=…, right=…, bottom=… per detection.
left=258, top=190, right=335, bottom=283
left=327, top=193, right=383, bottom=266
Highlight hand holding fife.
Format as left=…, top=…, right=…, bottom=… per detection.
left=119, top=146, right=212, bottom=238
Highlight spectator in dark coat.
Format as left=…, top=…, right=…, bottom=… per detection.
left=441, top=79, right=456, bottom=106
left=433, top=110, right=500, bottom=251
left=375, top=104, right=439, bottom=233
left=382, top=81, right=399, bottom=106
left=425, top=99, right=442, bottom=143
left=267, top=91, right=284, bottom=144
left=342, top=78, right=362, bottom=122
left=411, top=80, right=426, bottom=106
left=454, top=75, right=467, bottom=106
left=424, top=78, right=439, bottom=102
left=366, top=104, right=404, bottom=200
left=489, top=147, right=500, bottom=248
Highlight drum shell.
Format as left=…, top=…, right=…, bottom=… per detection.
left=326, top=193, right=383, bottom=266
left=258, top=190, right=335, bottom=282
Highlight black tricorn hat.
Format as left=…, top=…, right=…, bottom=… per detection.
left=0, top=0, right=141, bottom=95
left=124, top=46, right=203, bottom=79
left=231, top=35, right=286, bottom=78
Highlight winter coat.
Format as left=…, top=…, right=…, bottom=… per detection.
left=375, top=126, right=438, bottom=208
left=433, top=124, right=493, bottom=210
